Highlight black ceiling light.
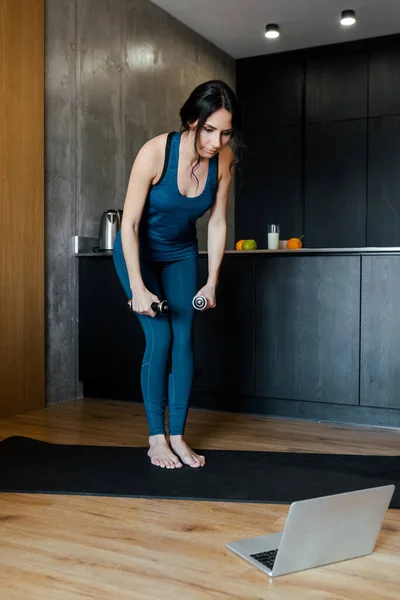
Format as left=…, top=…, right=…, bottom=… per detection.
left=340, top=9, right=356, bottom=26
left=265, top=23, right=280, bottom=39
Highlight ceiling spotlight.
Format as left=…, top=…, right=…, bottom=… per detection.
left=265, top=24, right=280, bottom=39
left=340, top=9, right=356, bottom=26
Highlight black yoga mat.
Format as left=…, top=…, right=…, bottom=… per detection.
left=0, top=436, right=399, bottom=507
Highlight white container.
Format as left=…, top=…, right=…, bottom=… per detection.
left=267, top=224, right=280, bottom=249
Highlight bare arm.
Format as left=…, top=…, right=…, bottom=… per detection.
left=120, top=138, right=162, bottom=315
left=207, top=149, right=233, bottom=287
left=195, top=147, right=234, bottom=309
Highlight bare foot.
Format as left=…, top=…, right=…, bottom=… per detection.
left=169, top=436, right=206, bottom=468
left=147, top=435, right=182, bottom=469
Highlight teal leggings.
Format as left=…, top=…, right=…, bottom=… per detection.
left=113, top=247, right=198, bottom=436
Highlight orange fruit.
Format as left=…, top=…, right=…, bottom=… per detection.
left=235, top=239, right=245, bottom=250
left=287, top=237, right=303, bottom=249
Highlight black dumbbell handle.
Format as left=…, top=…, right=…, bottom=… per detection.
left=127, top=299, right=169, bottom=314
left=151, top=300, right=169, bottom=314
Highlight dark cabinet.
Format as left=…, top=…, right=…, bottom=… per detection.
left=192, top=255, right=255, bottom=397
left=255, top=255, right=360, bottom=405
left=305, top=52, right=368, bottom=123
left=236, top=126, right=302, bottom=246
left=305, top=120, right=367, bottom=248
left=78, top=253, right=400, bottom=425
left=367, top=116, right=400, bottom=247
left=369, top=48, right=400, bottom=117
left=360, top=256, right=400, bottom=408
left=79, top=257, right=145, bottom=387
left=236, top=55, right=303, bottom=129
left=235, top=37, right=400, bottom=250
left=78, top=255, right=255, bottom=398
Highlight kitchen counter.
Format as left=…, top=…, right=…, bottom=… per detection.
left=217, top=247, right=400, bottom=254
left=75, top=248, right=400, bottom=256
left=78, top=248, right=400, bottom=428
left=73, top=232, right=400, bottom=256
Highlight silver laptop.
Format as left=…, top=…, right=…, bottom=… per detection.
left=226, top=484, right=395, bottom=578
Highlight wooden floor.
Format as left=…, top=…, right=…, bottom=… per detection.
left=0, top=399, right=399, bottom=599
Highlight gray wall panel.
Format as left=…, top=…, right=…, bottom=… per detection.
left=45, top=0, right=78, bottom=404
left=45, top=0, right=235, bottom=404
left=123, top=0, right=236, bottom=250
left=78, top=0, right=124, bottom=237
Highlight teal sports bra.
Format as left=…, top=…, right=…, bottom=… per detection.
left=115, top=131, right=219, bottom=262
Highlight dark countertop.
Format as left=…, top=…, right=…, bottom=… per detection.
left=75, top=248, right=400, bottom=257
left=73, top=235, right=400, bottom=256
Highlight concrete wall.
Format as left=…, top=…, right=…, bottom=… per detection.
left=45, top=0, right=235, bottom=404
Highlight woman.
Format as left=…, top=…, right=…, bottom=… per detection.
left=113, top=80, right=242, bottom=469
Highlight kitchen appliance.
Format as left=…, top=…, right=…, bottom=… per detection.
left=95, top=209, right=122, bottom=252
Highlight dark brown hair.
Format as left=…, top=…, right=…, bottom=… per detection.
left=179, top=80, right=244, bottom=184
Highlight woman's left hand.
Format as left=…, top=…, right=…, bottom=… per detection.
left=194, top=283, right=216, bottom=310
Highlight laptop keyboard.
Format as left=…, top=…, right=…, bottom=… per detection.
left=250, top=549, right=278, bottom=570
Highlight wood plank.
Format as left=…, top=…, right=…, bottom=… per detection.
left=0, top=0, right=44, bottom=416
left=0, top=399, right=399, bottom=599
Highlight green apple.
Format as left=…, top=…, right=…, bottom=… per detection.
left=242, top=239, right=257, bottom=250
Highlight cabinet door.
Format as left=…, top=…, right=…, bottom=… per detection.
left=369, top=48, right=400, bottom=117
left=79, top=257, right=144, bottom=386
left=360, top=256, right=400, bottom=408
left=255, top=256, right=360, bottom=404
left=235, top=126, right=302, bottom=246
left=305, top=120, right=367, bottom=248
left=367, top=116, right=400, bottom=247
left=236, top=55, right=303, bottom=129
left=193, top=256, right=255, bottom=396
left=306, top=52, right=368, bottom=123
left=80, top=256, right=255, bottom=397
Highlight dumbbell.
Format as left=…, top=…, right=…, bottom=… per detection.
left=151, top=300, right=169, bottom=314
left=127, top=299, right=169, bottom=314
left=192, top=295, right=207, bottom=310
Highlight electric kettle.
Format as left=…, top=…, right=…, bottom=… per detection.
left=96, top=209, right=122, bottom=251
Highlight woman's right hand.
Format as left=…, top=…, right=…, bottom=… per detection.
left=130, top=288, right=161, bottom=317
